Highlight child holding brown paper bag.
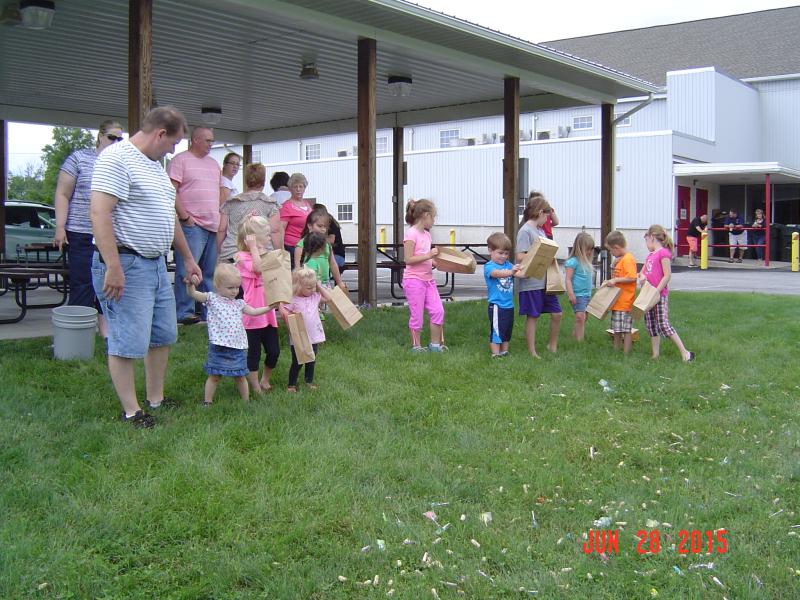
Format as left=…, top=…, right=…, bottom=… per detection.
left=403, top=199, right=446, bottom=352
left=235, top=216, right=282, bottom=394
left=602, top=231, right=637, bottom=354
left=516, top=193, right=562, bottom=358
left=640, top=225, right=694, bottom=362
left=564, top=232, right=595, bottom=341
left=484, top=232, right=523, bottom=357
left=279, top=268, right=333, bottom=392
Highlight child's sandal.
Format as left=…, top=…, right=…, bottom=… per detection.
left=306, top=383, right=318, bottom=390
left=287, top=386, right=297, bottom=393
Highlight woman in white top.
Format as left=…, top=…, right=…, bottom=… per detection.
left=219, top=152, right=241, bottom=204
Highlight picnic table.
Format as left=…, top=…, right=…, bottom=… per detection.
left=339, top=243, right=490, bottom=300
left=0, top=251, right=69, bottom=324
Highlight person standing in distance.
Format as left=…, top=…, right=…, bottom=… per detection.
left=90, top=106, right=202, bottom=428
left=168, top=126, right=221, bottom=324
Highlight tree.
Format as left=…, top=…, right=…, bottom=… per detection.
left=39, top=127, right=94, bottom=205
left=7, top=162, right=47, bottom=203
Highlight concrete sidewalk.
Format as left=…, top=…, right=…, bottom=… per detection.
left=1, top=264, right=798, bottom=341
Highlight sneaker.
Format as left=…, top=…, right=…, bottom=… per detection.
left=121, top=410, right=155, bottom=428
left=411, top=345, right=428, bottom=353
left=736, top=258, right=743, bottom=263
left=428, top=343, right=447, bottom=352
left=178, top=315, right=201, bottom=325
left=499, top=351, right=509, bottom=357
left=491, top=353, right=502, bottom=359
left=149, top=396, right=178, bottom=409
left=728, top=259, right=734, bottom=263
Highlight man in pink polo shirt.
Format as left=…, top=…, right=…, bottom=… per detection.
left=168, top=126, right=221, bottom=324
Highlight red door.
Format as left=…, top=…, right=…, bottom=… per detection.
left=696, top=188, right=708, bottom=218
left=677, top=186, right=691, bottom=256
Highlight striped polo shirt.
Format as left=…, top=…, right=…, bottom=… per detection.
left=91, top=140, right=175, bottom=258
left=60, top=147, right=99, bottom=234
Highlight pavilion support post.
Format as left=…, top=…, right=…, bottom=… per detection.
left=765, top=173, right=771, bottom=267
left=243, top=144, right=253, bottom=166
left=0, top=120, right=7, bottom=258
left=392, top=126, right=405, bottom=264
left=503, top=77, right=520, bottom=251
left=600, top=103, right=615, bottom=276
left=128, top=0, right=153, bottom=135
left=357, top=38, right=377, bottom=307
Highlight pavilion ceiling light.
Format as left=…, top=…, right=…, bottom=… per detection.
left=201, top=106, right=222, bottom=126
left=387, top=75, right=412, bottom=97
left=19, top=0, right=55, bottom=30
left=299, top=62, right=319, bottom=80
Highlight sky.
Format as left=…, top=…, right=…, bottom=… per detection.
left=7, top=0, right=799, bottom=175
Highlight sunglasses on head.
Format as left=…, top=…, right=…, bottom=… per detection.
left=106, top=134, right=124, bottom=142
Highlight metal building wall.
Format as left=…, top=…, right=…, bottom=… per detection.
left=713, top=73, right=760, bottom=162
left=534, top=106, right=600, bottom=140
left=613, top=98, right=668, bottom=133
left=614, top=132, right=674, bottom=229
left=409, top=115, right=506, bottom=149
left=667, top=68, right=716, bottom=141
left=753, top=77, right=800, bottom=169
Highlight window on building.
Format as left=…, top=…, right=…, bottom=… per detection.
left=376, top=136, right=388, bottom=154
left=305, top=143, right=321, bottom=161
left=337, top=203, right=353, bottom=222
left=439, top=129, right=460, bottom=148
left=252, top=150, right=262, bottom=163
left=614, top=113, right=632, bottom=127
left=572, top=116, right=593, bottom=130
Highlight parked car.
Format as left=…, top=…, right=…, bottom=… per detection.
left=4, top=200, right=59, bottom=261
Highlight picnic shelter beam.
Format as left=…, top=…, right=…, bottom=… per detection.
left=357, top=38, right=377, bottom=307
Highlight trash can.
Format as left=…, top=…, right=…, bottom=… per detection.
left=769, top=224, right=783, bottom=262
left=52, top=306, right=98, bottom=360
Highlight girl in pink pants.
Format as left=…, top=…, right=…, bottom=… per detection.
left=403, top=199, right=446, bottom=352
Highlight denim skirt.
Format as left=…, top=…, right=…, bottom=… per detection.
left=204, top=343, right=249, bottom=377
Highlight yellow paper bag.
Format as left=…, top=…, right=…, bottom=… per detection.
left=631, top=282, right=661, bottom=321
left=545, top=259, right=565, bottom=295
left=520, top=237, right=559, bottom=279
left=261, top=249, right=292, bottom=308
left=433, top=247, right=477, bottom=274
left=327, top=286, right=363, bottom=330
left=285, top=313, right=315, bottom=364
left=586, top=285, right=621, bottom=320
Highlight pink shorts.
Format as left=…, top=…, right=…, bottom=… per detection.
left=687, top=237, right=698, bottom=252
left=403, top=278, right=444, bottom=331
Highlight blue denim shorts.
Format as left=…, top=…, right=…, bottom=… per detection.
left=572, top=295, right=590, bottom=313
left=92, top=252, right=177, bottom=358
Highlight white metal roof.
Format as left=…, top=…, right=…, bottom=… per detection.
left=0, top=0, right=659, bottom=143
left=674, top=162, right=800, bottom=185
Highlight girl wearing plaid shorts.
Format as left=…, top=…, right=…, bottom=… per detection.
left=640, top=225, right=695, bottom=362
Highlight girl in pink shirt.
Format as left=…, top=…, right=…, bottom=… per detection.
left=279, top=268, right=333, bottom=392
left=403, top=199, right=445, bottom=352
left=639, top=224, right=694, bottom=362
left=235, top=216, right=281, bottom=393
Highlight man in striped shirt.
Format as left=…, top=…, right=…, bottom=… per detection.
left=91, top=106, right=202, bottom=428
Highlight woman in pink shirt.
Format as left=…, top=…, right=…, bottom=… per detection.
left=639, top=224, right=694, bottom=362
left=279, top=172, right=313, bottom=268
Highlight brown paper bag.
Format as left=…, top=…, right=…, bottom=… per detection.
left=631, top=282, right=661, bottom=321
left=285, top=313, right=315, bottom=364
left=606, top=328, right=640, bottom=341
left=261, top=249, right=292, bottom=308
left=545, top=259, right=565, bottom=295
left=432, top=247, right=477, bottom=274
left=519, top=237, right=559, bottom=279
left=586, top=285, right=621, bottom=320
left=327, top=286, right=363, bottom=330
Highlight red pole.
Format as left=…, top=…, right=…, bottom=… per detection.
left=765, top=174, right=771, bottom=267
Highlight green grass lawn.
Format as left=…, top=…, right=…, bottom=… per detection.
left=1, top=292, right=799, bottom=599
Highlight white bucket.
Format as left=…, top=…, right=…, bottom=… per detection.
left=52, top=306, right=98, bottom=360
